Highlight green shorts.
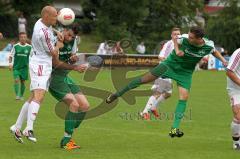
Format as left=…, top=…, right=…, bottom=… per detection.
left=49, top=75, right=81, bottom=101
left=13, top=68, right=28, bottom=80
left=150, top=62, right=193, bottom=90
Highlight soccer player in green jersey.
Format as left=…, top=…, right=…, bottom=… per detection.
left=106, top=26, right=228, bottom=137
left=9, top=32, right=32, bottom=100
left=49, top=28, right=89, bottom=150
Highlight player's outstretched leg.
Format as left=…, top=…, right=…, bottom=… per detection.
left=106, top=63, right=168, bottom=104
left=106, top=72, right=158, bottom=104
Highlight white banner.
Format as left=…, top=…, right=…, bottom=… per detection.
left=0, top=51, right=11, bottom=67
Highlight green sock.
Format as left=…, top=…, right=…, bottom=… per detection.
left=20, top=82, right=25, bottom=97
left=65, top=111, right=77, bottom=136
left=61, top=111, right=78, bottom=146
left=172, top=100, right=187, bottom=129
left=14, top=82, right=20, bottom=97
left=75, top=112, right=86, bottom=129
left=116, top=78, right=142, bottom=97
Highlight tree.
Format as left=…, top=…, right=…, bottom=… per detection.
left=133, top=0, right=202, bottom=53
left=81, top=0, right=203, bottom=53
left=206, top=0, right=240, bottom=53
left=81, top=0, right=148, bottom=40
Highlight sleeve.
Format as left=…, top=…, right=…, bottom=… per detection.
left=227, top=52, right=240, bottom=72
left=159, top=41, right=172, bottom=58
left=177, top=34, right=188, bottom=45
left=210, top=42, right=216, bottom=54
left=71, top=38, right=78, bottom=54
left=158, top=41, right=169, bottom=57
left=40, top=28, right=54, bottom=53
left=9, top=46, right=15, bottom=64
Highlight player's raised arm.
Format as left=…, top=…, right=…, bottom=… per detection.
left=226, top=70, right=240, bottom=86
left=173, top=34, right=184, bottom=57
left=212, top=50, right=228, bottom=67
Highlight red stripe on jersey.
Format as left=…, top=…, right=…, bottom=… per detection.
left=42, top=28, right=53, bottom=52
left=230, top=51, right=240, bottom=71
left=38, top=65, right=43, bottom=76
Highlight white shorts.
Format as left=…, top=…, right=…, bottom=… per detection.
left=151, top=78, right=172, bottom=94
left=29, top=63, right=52, bottom=91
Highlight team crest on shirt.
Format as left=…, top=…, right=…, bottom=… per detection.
left=184, top=48, right=206, bottom=57
left=24, top=49, right=29, bottom=54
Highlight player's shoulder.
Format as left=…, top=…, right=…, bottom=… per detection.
left=26, top=43, right=32, bottom=48
left=231, top=48, right=240, bottom=58
left=13, top=42, right=21, bottom=47
left=203, top=38, right=214, bottom=48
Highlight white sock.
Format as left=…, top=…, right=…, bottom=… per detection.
left=26, top=101, right=40, bottom=131
left=151, top=94, right=165, bottom=110
left=143, top=96, right=156, bottom=113
left=15, top=101, right=29, bottom=129
left=231, top=120, right=240, bottom=143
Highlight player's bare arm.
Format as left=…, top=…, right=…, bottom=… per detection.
left=52, top=53, right=87, bottom=73
left=226, top=70, right=240, bottom=86
left=212, top=50, right=228, bottom=67
left=53, top=28, right=64, bottom=42
left=173, top=35, right=184, bottom=56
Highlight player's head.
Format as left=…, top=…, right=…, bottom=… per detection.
left=63, top=28, right=75, bottom=43
left=41, top=6, right=58, bottom=26
left=0, top=32, right=3, bottom=39
left=188, top=26, right=205, bottom=45
left=171, top=27, right=181, bottom=39
left=19, top=32, right=27, bottom=44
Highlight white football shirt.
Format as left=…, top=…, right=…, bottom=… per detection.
left=227, top=48, right=240, bottom=93
left=30, top=18, right=55, bottom=65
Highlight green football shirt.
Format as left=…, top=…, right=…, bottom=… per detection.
left=164, top=34, right=215, bottom=73
left=52, top=38, right=78, bottom=76
left=11, top=43, right=32, bottom=70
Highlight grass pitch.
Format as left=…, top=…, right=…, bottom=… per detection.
left=0, top=68, right=238, bottom=159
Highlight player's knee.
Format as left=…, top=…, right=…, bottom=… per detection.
left=180, top=93, right=188, bottom=100
left=234, top=113, right=240, bottom=122
left=70, top=101, right=80, bottom=112
left=14, top=79, right=20, bottom=83
left=80, top=102, right=90, bottom=112
left=33, top=90, right=46, bottom=103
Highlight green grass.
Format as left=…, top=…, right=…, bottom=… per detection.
left=0, top=68, right=238, bottom=159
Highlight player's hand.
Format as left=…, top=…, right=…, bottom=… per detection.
left=56, top=41, right=64, bottom=49
left=73, top=64, right=88, bottom=73
left=9, top=64, right=13, bottom=71
left=70, top=55, right=79, bottom=63
left=176, top=51, right=184, bottom=57
left=56, top=32, right=64, bottom=42
left=222, top=60, right=228, bottom=67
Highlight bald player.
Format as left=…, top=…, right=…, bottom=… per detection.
left=0, top=32, right=3, bottom=39
left=10, top=6, right=64, bottom=143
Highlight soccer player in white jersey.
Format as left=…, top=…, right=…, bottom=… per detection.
left=141, top=28, right=181, bottom=120
left=10, top=6, right=64, bottom=143
left=226, top=48, right=240, bottom=150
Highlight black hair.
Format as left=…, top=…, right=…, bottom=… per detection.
left=189, top=26, right=205, bottom=38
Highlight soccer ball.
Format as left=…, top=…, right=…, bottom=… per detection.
left=57, top=8, right=75, bottom=26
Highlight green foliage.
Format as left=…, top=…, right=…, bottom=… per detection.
left=81, top=0, right=203, bottom=53
left=11, top=0, right=53, bottom=16
left=0, top=14, right=18, bottom=38
left=206, top=0, right=240, bottom=53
